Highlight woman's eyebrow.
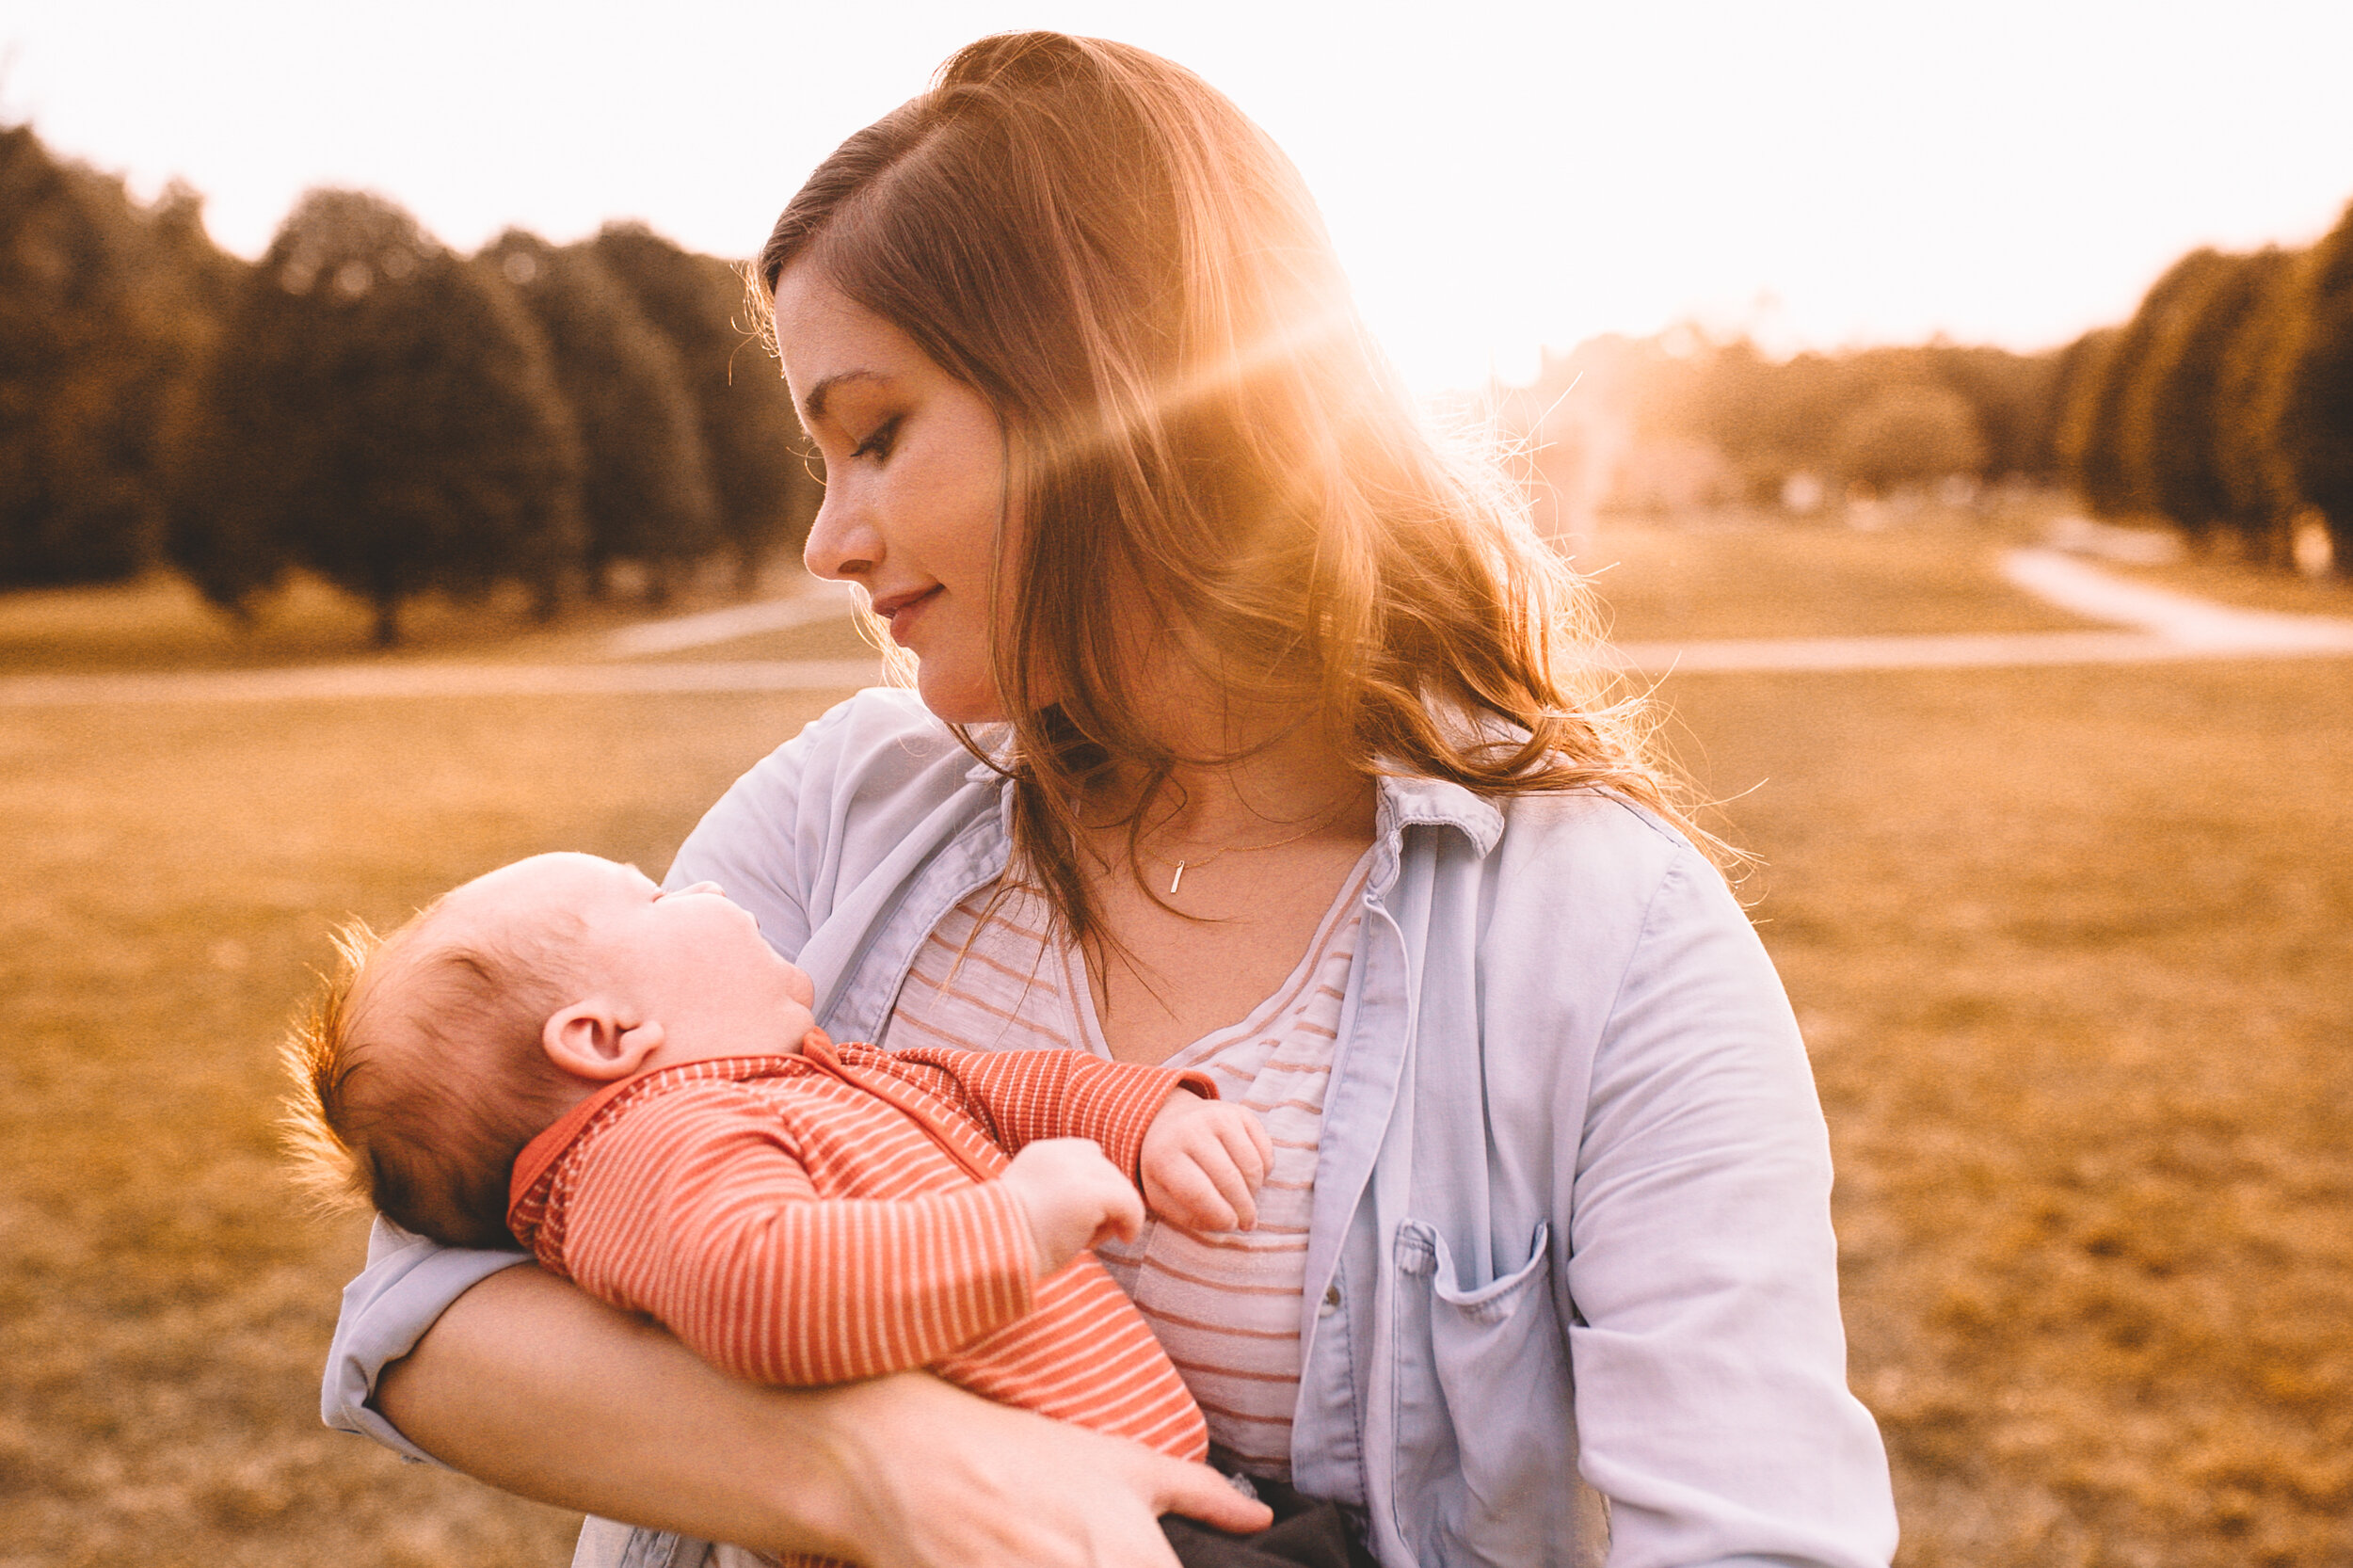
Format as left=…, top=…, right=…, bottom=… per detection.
left=802, top=369, right=884, bottom=427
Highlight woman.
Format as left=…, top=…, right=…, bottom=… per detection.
left=328, top=33, right=1897, bottom=1568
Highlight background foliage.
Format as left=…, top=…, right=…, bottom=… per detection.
left=1490, top=194, right=2349, bottom=578
left=0, top=125, right=819, bottom=639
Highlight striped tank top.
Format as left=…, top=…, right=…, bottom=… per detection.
left=879, top=852, right=1371, bottom=1479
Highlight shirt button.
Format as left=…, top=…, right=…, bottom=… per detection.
left=1319, top=1284, right=1341, bottom=1317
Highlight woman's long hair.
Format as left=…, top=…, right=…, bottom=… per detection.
left=760, top=32, right=1720, bottom=951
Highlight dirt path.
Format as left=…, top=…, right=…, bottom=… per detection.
left=5, top=550, right=2346, bottom=706
left=594, top=582, right=859, bottom=657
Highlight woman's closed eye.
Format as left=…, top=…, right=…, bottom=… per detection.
left=850, top=417, right=902, bottom=461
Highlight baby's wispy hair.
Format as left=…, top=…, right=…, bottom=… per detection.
left=280, top=893, right=585, bottom=1249
left=280, top=916, right=394, bottom=1216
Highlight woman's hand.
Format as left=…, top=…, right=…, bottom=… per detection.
left=818, top=1373, right=1273, bottom=1568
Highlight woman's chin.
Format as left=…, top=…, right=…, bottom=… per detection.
left=913, top=666, right=1007, bottom=727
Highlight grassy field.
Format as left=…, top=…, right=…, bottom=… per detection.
left=1570, top=510, right=2095, bottom=641
left=3, top=522, right=2348, bottom=1565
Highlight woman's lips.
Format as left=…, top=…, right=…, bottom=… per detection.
left=871, top=586, right=941, bottom=646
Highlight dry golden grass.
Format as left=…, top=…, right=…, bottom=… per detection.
left=1576, top=511, right=2092, bottom=641
left=1667, top=663, right=2353, bottom=1568
left=4, top=520, right=2345, bottom=1565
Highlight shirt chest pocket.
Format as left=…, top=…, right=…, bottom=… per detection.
left=1388, top=1219, right=1603, bottom=1567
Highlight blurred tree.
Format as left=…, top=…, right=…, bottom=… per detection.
left=0, top=127, right=238, bottom=586
left=2274, top=201, right=2353, bottom=570
left=2054, top=327, right=2126, bottom=514
left=1575, top=333, right=2058, bottom=507
left=172, top=190, right=582, bottom=644
left=1831, top=382, right=1987, bottom=492
left=1929, top=344, right=2066, bottom=481
left=2111, top=248, right=2239, bottom=527
left=2210, top=249, right=2307, bottom=557
left=481, top=231, right=717, bottom=601
left=2070, top=270, right=2184, bottom=515
left=589, top=222, right=819, bottom=586
left=2061, top=255, right=2234, bottom=520
left=2119, top=249, right=2283, bottom=544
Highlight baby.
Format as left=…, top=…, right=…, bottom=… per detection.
left=287, top=852, right=1275, bottom=1565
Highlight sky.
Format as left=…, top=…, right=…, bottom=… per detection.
left=4, top=0, right=2350, bottom=392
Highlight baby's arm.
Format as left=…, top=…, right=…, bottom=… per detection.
left=548, top=1085, right=1041, bottom=1386
left=891, top=1045, right=1271, bottom=1233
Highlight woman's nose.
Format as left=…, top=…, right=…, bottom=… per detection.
left=802, top=486, right=880, bottom=583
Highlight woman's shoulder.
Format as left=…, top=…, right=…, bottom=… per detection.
left=1401, top=776, right=1706, bottom=894
left=790, top=685, right=965, bottom=772
left=727, top=686, right=980, bottom=816
left=667, top=688, right=992, bottom=938
left=1496, top=784, right=1695, bottom=854
left=1461, top=786, right=1749, bottom=968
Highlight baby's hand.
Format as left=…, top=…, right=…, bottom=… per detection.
left=1142, top=1092, right=1272, bottom=1232
left=1000, top=1138, right=1145, bottom=1277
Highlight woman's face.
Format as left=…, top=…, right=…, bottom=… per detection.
left=775, top=264, right=1015, bottom=725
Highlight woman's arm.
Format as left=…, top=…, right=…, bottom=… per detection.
left=1561, top=843, right=1898, bottom=1566
left=375, top=1266, right=1270, bottom=1566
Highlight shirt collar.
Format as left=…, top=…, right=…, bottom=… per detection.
left=1375, top=771, right=1503, bottom=855
left=956, top=763, right=1499, bottom=915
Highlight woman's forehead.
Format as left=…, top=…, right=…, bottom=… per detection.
left=771, top=272, right=921, bottom=406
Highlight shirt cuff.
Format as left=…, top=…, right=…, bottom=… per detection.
left=1093, top=1065, right=1221, bottom=1180
left=322, top=1214, right=536, bottom=1464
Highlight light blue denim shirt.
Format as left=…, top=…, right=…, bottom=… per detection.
left=325, top=687, right=1897, bottom=1568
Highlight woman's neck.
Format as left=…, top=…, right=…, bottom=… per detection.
left=1080, top=708, right=1374, bottom=856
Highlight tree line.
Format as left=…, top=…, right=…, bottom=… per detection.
left=0, top=124, right=819, bottom=643
left=2047, top=200, right=2353, bottom=572
left=1498, top=324, right=2071, bottom=526
left=1499, top=195, right=2352, bottom=582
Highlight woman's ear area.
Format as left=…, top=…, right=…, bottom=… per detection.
left=542, top=1002, right=666, bottom=1082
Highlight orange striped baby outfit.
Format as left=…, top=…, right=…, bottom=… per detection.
left=505, top=1041, right=1214, bottom=1482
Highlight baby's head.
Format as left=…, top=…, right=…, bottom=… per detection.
left=284, top=853, right=820, bottom=1248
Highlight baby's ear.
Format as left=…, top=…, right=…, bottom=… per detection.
left=543, top=1003, right=664, bottom=1080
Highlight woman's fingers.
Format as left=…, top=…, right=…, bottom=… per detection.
left=831, top=1375, right=1257, bottom=1568
left=1144, top=1450, right=1276, bottom=1534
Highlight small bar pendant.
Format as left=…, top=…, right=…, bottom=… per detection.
left=1170, top=861, right=1187, bottom=895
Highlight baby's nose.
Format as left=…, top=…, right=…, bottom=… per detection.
left=663, top=881, right=726, bottom=900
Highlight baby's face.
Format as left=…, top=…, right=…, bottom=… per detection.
left=448, top=853, right=820, bottom=1045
